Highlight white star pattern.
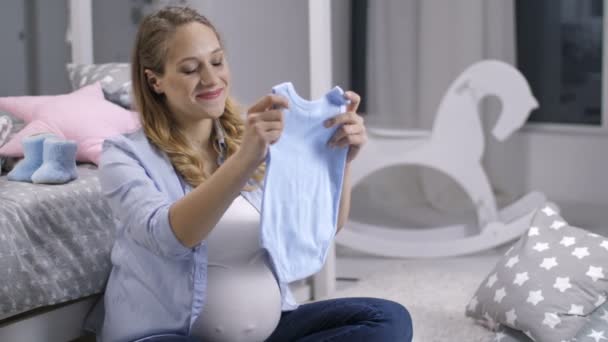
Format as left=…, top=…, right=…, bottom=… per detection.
left=588, top=330, right=608, bottom=342
left=101, top=75, right=114, bottom=84
left=494, top=287, right=507, bottom=303
left=542, top=206, right=557, bottom=216
left=550, top=220, right=567, bottom=230
left=542, top=312, right=561, bottom=329
left=468, top=296, right=478, bottom=312
left=587, top=266, right=605, bottom=282
left=553, top=277, right=572, bottom=292
left=487, top=273, right=498, bottom=288
left=560, top=236, right=576, bottom=247
left=513, top=272, right=529, bottom=286
left=527, top=290, right=544, bottom=306
left=505, top=255, right=519, bottom=268
left=601, top=240, right=608, bottom=251
left=572, top=247, right=590, bottom=259
left=597, top=295, right=607, bottom=307
left=505, top=309, right=517, bottom=326
left=600, top=309, right=608, bottom=323
left=568, top=304, right=584, bottom=315
left=528, top=227, right=540, bottom=236
left=494, top=332, right=506, bottom=342
left=533, top=242, right=550, bottom=252
left=540, top=257, right=558, bottom=270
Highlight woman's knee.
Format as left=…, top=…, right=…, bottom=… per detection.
left=132, top=335, right=201, bottom=342
left=369, top=298, right=413, bottom=340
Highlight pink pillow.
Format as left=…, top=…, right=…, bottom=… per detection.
left=0, top=83, right=140, bottom=165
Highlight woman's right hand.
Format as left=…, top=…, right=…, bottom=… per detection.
left=238, top=94, right=288, bottom=167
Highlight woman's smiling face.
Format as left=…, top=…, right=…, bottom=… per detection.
left=148, top=21, right=231, bottom=122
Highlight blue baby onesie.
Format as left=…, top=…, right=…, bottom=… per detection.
left=260, top=82, right=349, bottom=283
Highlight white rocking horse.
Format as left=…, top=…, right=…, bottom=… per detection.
left=336, top=60, right=554, bottom=258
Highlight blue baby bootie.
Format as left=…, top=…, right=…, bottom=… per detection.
left=7, top=133, right=55, bottom=182
left=31, top=137, right=78, bottom=184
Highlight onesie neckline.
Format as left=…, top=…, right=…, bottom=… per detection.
left=283, top=82, right=342, bottom=110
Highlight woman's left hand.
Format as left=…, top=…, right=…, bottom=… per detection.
left=324, top=91, right=367, bottom=163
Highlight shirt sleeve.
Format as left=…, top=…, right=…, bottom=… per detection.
left=99, top=137, right=192, bottom=259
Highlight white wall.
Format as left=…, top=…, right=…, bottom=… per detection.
left=191, top=0, right=310, bottom=107
left=0, top=2, right=125, bottom=94
left=330, top=0, right=352, bottom=91
left=92, top=0, right=139, bottom=63
left=22, top=0, right=71, bottom=95
left=2, top=0, right=351, bottom=101
left=191, top=0, right=350, bottom=108
left=0, top=0, right=28, bottom=96
left=521, top=130, right=608, bottom=226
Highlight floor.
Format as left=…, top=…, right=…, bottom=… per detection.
left=330, top=247, right=505, bottom=342
left=72, top=201, right=606, bottom=341
left=333, top=243, right=506, bottom=291
left=334, top=196, right=608, bottom=284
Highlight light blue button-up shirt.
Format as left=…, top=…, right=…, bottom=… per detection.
left=88, top=129, right=297, bottom=342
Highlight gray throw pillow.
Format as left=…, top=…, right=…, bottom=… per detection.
left=466, top=203, right=608, bottom=342
left=495, top=300, right=608, bottom=342
left=0, top=115, right=10, bottom=171
left=66, top=63, right=132, bottom=109
left=494, top=325, right=534, bottom=342
left=0, top=111, right=25, bottom=172
left=0, top=115, right=13, bottom=146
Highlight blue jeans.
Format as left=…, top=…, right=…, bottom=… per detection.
left=266, top=297, right=413, bottom=342
left=135, top=297, right=413, bottom=342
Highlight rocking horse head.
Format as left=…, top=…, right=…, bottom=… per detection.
left=455, top=60, right=539, bottom=141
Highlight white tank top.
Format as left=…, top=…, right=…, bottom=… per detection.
left=190, top=196, right=282, bottom=342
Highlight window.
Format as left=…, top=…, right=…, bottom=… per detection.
left=516, top=0, right=605, bottom=127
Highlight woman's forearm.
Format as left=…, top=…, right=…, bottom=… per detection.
left=170, top=151, right=352, bottom=247
left=336, top=163, right=352, bottom=233
left=169, top=151, right=260, bottom=248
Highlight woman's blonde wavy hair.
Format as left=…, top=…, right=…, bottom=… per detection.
left=131, top=6, right=264, bottom=190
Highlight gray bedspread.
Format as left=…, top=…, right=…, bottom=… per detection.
left=0, top=166, right=114, bottom=317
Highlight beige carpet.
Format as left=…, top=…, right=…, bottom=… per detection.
left=324, top=252, right=504, bottom=342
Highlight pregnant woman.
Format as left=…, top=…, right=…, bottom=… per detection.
left=92, top=6, right=413, bottom=342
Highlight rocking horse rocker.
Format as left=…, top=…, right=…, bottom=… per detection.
left=336, top=60, right=555, bottom=258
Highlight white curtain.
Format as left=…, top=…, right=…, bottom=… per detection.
left=358, top=0, right=525, bottom=225
left=365, top=0, right=420, bottom=129
left=367, top=0, right=516, bottom=129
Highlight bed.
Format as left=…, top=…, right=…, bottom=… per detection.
left=0, top=165, right=113, bottom=341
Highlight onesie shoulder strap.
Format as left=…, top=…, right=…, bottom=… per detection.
left=271, top=82, right=292, bottom=98
left=325, top=86, right=350, bottom=106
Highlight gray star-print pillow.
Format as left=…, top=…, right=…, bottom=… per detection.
left=0, top=115, right=11, bottom=171
left=0, top=111, right=25, bottom=172
left=494, top=300, right=608, bottom=342
left=466, top=203, right=608, bottom=342
left=66, top=63, right=132, bottom=109
left=0, top=115, right=13, bottom=147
